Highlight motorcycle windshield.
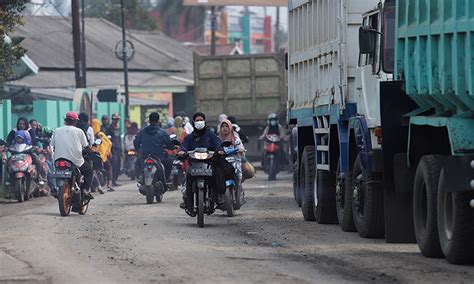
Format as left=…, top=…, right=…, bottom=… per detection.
left=11, top=143, right=31, bottom=153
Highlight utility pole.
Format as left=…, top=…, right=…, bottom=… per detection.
left=120, top=0, right=130, bottom=119
left=210, top=6, right=217, bottom=56
left=72, top=0, right=84, bottom=88
left=81, top=0, right=87, bottom=87
left=274, top=6, right=280, bottom=53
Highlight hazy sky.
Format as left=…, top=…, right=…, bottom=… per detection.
left=226, top=6, right=288, bottom=31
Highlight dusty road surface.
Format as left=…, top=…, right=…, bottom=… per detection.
left=0, top=173, right=473, bottom=283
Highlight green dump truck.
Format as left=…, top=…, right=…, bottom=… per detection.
left=288, top=0, right=474, bottom=264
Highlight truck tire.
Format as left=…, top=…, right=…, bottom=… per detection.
left=437, top=168, right=474, bottom=264
left=293, top=161, right=302, bottom=207
left=352, top=153, right=385, bottom=238
left=300, top=146, right=316, bottom=221
left=336, top=162, right=356, bottom=232
left=413, top=155, right=444, bottom=258
left=314, top=170, right=338, bottom=224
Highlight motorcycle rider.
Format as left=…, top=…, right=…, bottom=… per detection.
left=134, top=112, right=174, bottom=186
left=218, top=119, right=245, bottom=152
left=227, top=116, right=249, bottom=144
left=179, top=112, right=235, bottom=216
left=259, top=113, right=289, bottom=164
left=77, top=113, right=95, bottom=146
left=6, top=117, right=45, bottom=185
left=168, top=116, right=186, bottom=142
left=50, top=112, right=93, bottom=199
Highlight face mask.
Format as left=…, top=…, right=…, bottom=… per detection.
left=270, top=120, right=277, bottom=126
left=194, top=121, right=206, bottom=130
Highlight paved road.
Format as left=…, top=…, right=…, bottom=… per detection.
left=0, top=173, right=473, bottom=283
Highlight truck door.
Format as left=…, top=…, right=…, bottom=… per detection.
left=355, top=11, right=382, bottom=129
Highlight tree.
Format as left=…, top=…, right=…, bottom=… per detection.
left=85, top=0, right=158, bottom=31
left=0, top=0, right=28, bottom=87
left=156, top=0, right=206, bottom=40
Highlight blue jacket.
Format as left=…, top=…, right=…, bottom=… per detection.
left=134, top=124, right=173, bottom=160
left=182, top=128, right=222, bottom=152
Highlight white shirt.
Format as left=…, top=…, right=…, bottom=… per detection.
left=51, top=125, right=88, bottom=167
left=86, top=126, right=95, bottom=146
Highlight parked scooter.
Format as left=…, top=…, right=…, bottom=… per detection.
left=138, top=155, right=166, bottom=204
left=262, top=134, right=282, bottom=180
left=7, top=137, right=41, bottom=202
left=221, top=142, right=245, bottom=217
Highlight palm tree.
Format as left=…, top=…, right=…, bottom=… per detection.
left=156, top=0, right=206, bottom=40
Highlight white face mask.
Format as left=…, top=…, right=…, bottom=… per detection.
left=270, top=120, right=277, bottom=126
left=194, top=121, right=206, bottom=130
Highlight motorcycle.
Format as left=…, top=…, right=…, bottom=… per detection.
left=124, top=149, right=137, bottom=180
left=169, top=134, right=185, bottom=191
left=34, top=147, right=50, bottom=197
left=222, top=142, right=245, bottom=217
left=185, top=147, right=217, bottom=227
left=7, top=141, right=41, bottom=202
left=52, top=158, right=90, bottom=216
left=262, top=134, right=282, bottom=180
left=138, top=155, right=166, bottom=204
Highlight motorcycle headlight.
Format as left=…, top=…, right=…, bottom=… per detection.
left=191, top=152, right=209, bottom=160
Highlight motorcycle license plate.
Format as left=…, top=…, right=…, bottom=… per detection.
left=12, top=154, right=27, bottom=161
left=190, top=168, right=213, bottom=177
left=52, top=170, right=72, bottom=178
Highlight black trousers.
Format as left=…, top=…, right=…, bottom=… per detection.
left=111, top=148, right=122, bottom=183
left=185, top=156, right=234, bottom=210
left=79, top=161, right=93, bottom=191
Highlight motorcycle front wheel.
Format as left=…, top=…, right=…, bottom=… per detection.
left=197, top=184, right=205, bottom=228
left=225, top=187, right=235, bottom=217
left=15, top=179, right=25, bottom=203
left=146, top=186, right=154, bottom=204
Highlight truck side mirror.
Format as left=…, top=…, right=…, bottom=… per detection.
left=285, top=52, right=289, bottom=71
left=359, top=26, right=377, bottom=54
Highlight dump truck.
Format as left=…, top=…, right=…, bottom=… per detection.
left=194, top=53, right=287, bottom=160
left=287, top=0, right=474, bottom=264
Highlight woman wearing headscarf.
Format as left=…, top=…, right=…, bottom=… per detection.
left=168, top=116, right=186, bottom=142
left=218, top=119, right=245, bottom=152
left=91, top=119, right=114, bottom=192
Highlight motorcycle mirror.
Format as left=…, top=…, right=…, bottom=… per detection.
left=221, top=141, right=232, bottom=147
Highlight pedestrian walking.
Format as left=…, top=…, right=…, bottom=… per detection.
left=106, top=113, right=123, bottom=187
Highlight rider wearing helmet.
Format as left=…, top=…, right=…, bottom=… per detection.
left=259, top=113, right=289, bottom=164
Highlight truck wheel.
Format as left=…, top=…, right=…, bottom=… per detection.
left=413, top=155, right=444, bottom=258
left=352, top=153, right=385, bottom=238
left=437, top=168, right=474, bottom=264
left=314, top=170, right=338, bottom=224
left=336, top=162, right=356, bottom=232
left=300, top=146, right=316, bottom=221
left=293, top=161, right=302, bottom=207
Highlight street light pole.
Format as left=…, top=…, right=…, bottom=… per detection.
left=120, top=0, right=130, bottom=119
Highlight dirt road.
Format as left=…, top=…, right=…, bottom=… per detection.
left=0, top=174, right=472, bottom=283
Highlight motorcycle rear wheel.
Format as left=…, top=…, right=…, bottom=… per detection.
left=58, top=183, right=72, bottom=216
left=146, top=186, right=154, bottom=204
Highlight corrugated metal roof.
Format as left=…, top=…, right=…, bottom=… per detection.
left=12, top=70, right=191, bottom=89
left=15, top=16, right=193, bottom=75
